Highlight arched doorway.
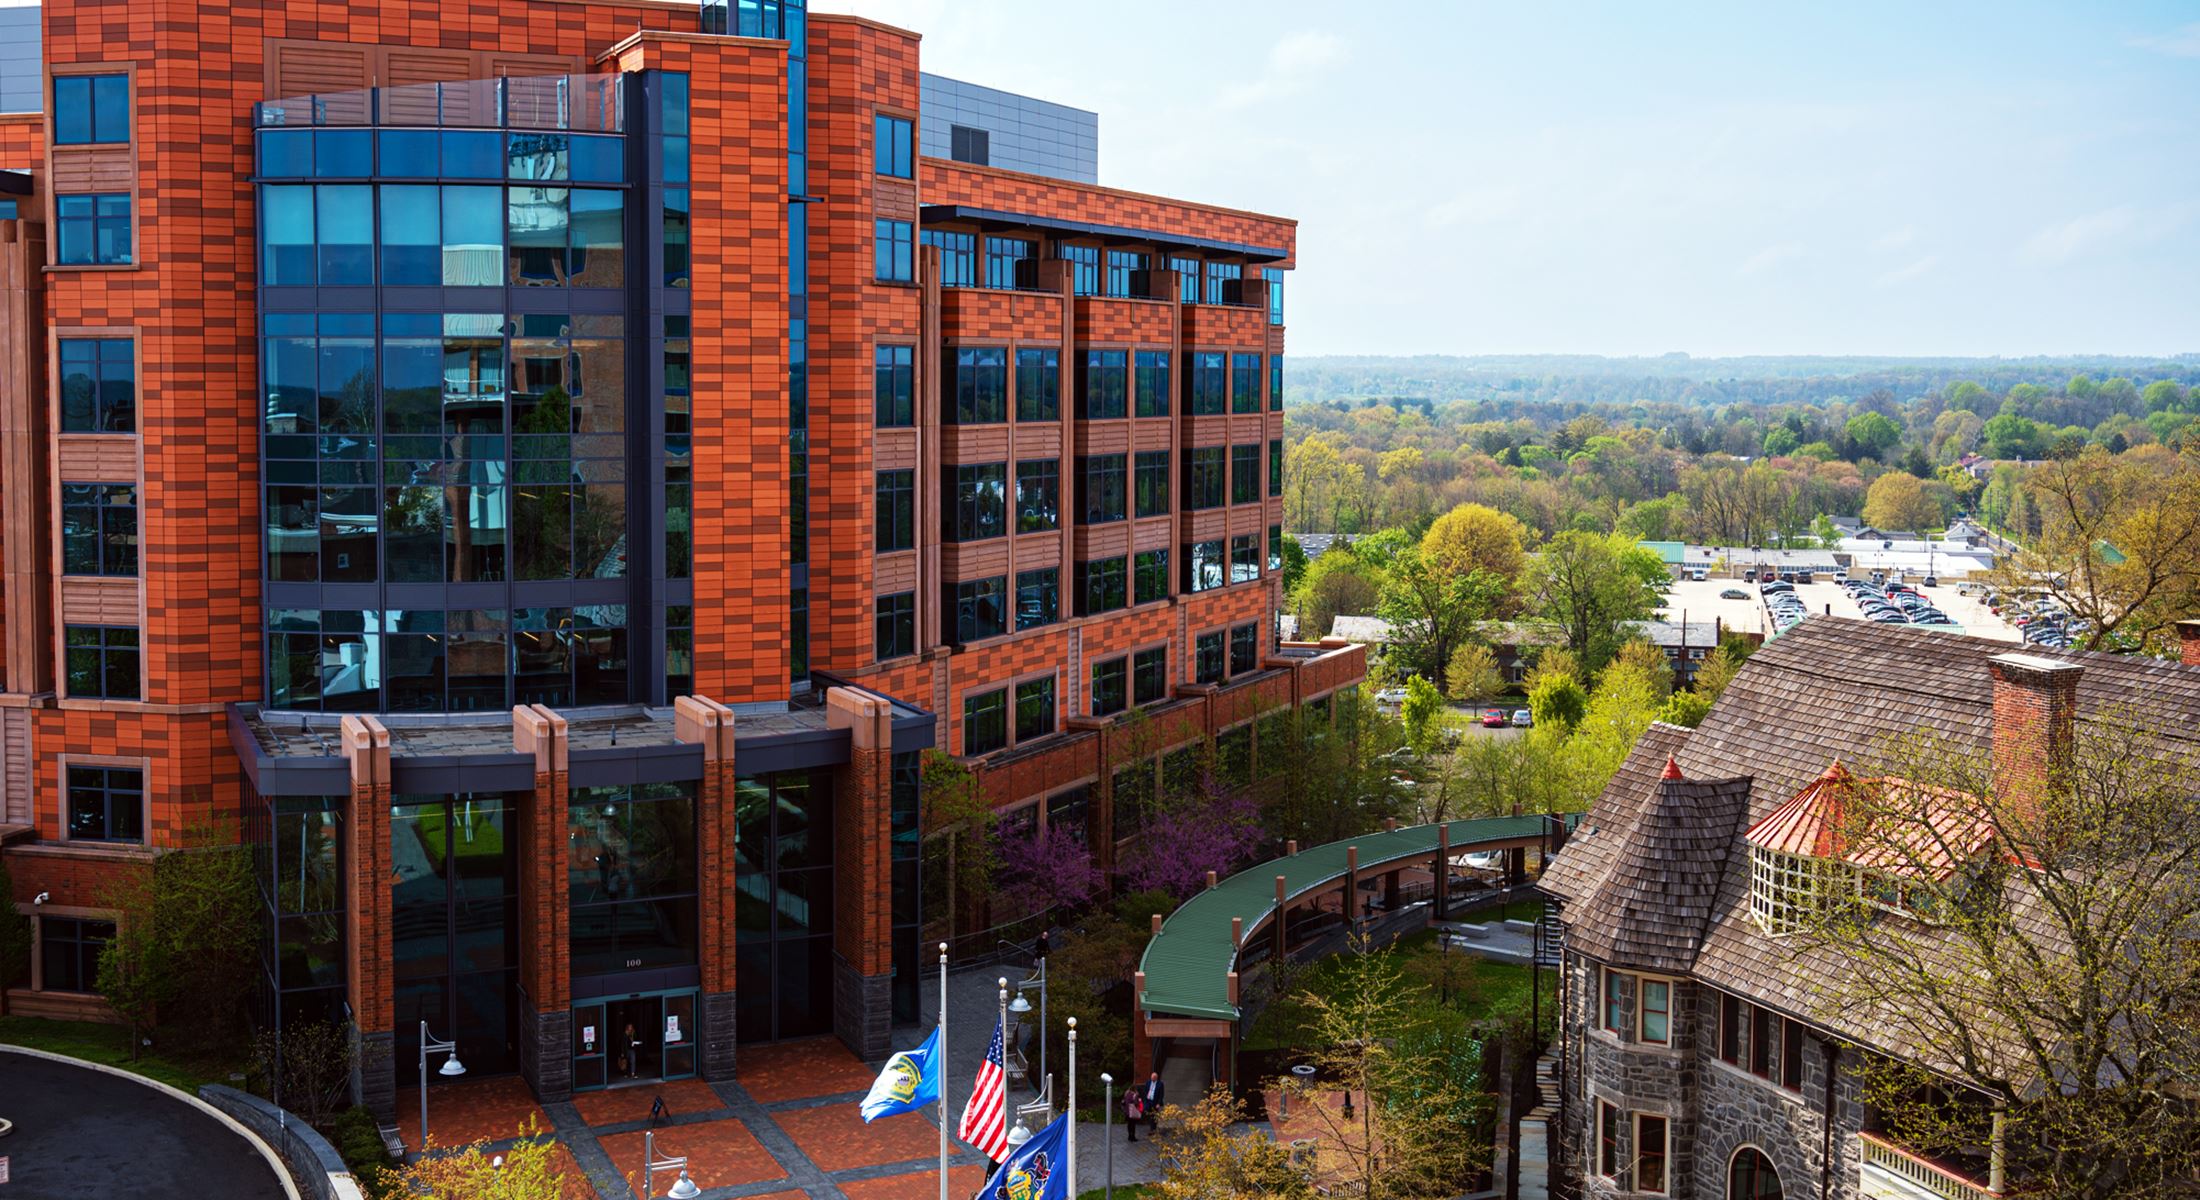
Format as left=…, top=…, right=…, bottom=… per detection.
left=1729, top=1147, right=1784, bottom=1199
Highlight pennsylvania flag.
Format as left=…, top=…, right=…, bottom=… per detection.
left=972, top=1111, right=1070, bottom=1200
left=860, top=1027, right=942, bottom=1122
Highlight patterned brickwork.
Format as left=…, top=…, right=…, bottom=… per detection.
left=0, top=115, right=42, bottom=169
left=921, top=159, right=1299, bottom=267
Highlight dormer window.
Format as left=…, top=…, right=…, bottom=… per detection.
left=1747, top=843, right=1841, bottom=935
left=1745, top=760, right=1993, bottom=935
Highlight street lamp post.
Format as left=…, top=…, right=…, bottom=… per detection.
left=1100, top=1072, right=1114, bottom=1200
left=1007, top=957, right=1049, bottom=1095
left=418, top=1020, right=465, bottom=1152
left=643, top=1129, right=701, bottom=1198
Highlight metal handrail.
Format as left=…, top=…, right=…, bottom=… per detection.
left=1859, top=1132, right=1996, bottom=1199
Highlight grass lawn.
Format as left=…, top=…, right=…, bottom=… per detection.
left=1244, top=929, right=1556, bottom=1053
left=0, top=1015, right=242, bottom=1093
left=1078, top=1187, right=1156, bottom=1200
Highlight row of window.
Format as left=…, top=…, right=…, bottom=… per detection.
left=45, top=74, right=135, bottom=262
left=1597, top=965, right=1807, bottom=1092
left=919, top=448, right=1279, bottom=545
left=877, top=345, right=1283, bottom=426
left=260, top=184, right=626, bottom=288
left=257, top=128, right=626, bottom=184
left=960, top=620, right=1265, bottom=755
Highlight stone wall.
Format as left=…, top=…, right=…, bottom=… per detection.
left=198, top=1084, right=369, bottom=1200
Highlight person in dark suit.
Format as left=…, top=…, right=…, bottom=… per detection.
left=1126, top=1072, right=1164, bottom=1141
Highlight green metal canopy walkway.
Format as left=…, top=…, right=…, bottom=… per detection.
left=1137, top=812, right=1576, bottom=1024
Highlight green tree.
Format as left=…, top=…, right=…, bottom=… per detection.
left=1376, top=547, right=1509, bottom=691
left=1845, top=411, right=1903, bottom=459
left=1400, top=675, right=1446, bottom=755
left=1419, top=503, right=1528, bottom=591
left=1655, top=689, right=1712, bottom=728
left=1278, top=531, right=1310, bottom=595
left=1862, top=470, right=1946, bottom=533
left=1812, top=513, right=1842, bottom=548
left=378, top=1116, right=570, bottom=1199
left=1762, top=426, right=1801, bottom=457
left=1520, top=531, right=1669, bottom=673
left=1443, top=643, right=1504, bottom=706
left=1294, top=548, right=1384, bottom=641
left=1527, top=672, right=1588, bottom=731
left=1984, top=411, right=2045, bottom=459
left=96, top=820, right=259, bottom=1057
left=2141, top=379, right=2190, bottom=414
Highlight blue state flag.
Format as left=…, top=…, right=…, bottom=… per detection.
left=972, top=1110, right=1070, bottom=1200
left=860, top=1027, right=942, bottom=1122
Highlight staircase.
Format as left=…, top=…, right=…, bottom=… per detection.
left=1534, top=905, right=1565, bottom=968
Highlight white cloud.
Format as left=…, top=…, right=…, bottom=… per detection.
left=2018, top=206, right=2138, bottom=264
left=1219, top=31, right=1347, bottom=109
left=1736, top=242, right=1805, bottom=278
left=1875, top=255, right=1939, bottom=286
left=2129, top=21, right=2200, bottom=58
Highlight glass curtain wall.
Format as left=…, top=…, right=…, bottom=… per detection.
left=392, top=792, right=519, bottom=1084
left=247, top=785, right=347, bottom=1037
left=733, top=770, right=834, bottom=1040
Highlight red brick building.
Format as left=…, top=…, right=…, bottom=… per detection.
left=0, top=0, right=1362, bottom=1114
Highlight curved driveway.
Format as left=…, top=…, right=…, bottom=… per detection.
left=0, top=1049, right=288, bottom=1199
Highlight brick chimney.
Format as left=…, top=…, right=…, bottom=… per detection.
left=1987, top=652, right=2082, bottom=820
left=2178, top=619, right=2200, bottom=668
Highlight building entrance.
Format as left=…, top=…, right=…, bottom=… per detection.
left=571, top=989, right=698, bottom=1089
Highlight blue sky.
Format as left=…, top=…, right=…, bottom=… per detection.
left=820, top=1, right=2200, bottom=358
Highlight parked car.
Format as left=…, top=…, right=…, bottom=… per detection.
left=1922, top=576, right=1938, bottom=588
left=1512, top=708, right=1533, bottom=727
left=1717, top=587, right=1747, bottom=600
left=1373, top=686, right=1409, bottom=705
left=1481, top=707, right=1509, bottom=728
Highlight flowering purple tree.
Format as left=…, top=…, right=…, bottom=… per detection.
left=996, top=827, right=1105, bottom=919
left=1117, top=785, right=1266, bottom=898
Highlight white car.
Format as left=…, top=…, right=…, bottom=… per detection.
left=1373, top=687, right=1410, bottom=705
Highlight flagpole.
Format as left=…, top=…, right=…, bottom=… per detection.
left=939, top=942, right=950, bottom=1200
left=1067, top=1016, right=1078, bottom=1199
left=996, top=976, right=1009, bottom=1113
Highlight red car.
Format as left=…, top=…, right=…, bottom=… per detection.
left=1481, top=708, right=1509, bottom=728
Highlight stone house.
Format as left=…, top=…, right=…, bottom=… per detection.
left=1537, top=616, right=2200, bottom=1200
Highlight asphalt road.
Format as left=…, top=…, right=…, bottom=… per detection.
left=0, top=1050, right=288, bottom=1200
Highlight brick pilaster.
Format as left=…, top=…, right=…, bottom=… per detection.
left=827, top=685, right=895, bottom=1060
left=2178, top=619, right=2200, bottom=668
left=513, top=705, right=571, bottom=1101
left=1986, top=654, right=2081, bottom=828
left=340, top=715, right=396, bottom=1119
left=675, top=695, right=739, bottom=1079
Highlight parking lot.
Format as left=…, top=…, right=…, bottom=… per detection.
left=1659, top=577, right=2020, bottom=644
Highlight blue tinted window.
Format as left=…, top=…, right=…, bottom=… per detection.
left=663, top=136, right=690, bottom=185
left=314, top=130, right=372, bottom=178
left=874, top=114, right=913, bottom=178
left=56, top=194, right=131, bottom=265
left=258, top=130, right=313, bottom=177
left=875, top=218, right=912, bottom=282
left=441, top=131, right=503, bottom=179
left=442, top=186, right=504, bottom=286
left=376, top=130, right=438, bottom=177
left=569, top=135, right=624, bottom=183
left=508, top=132, right=569, bottom=181
left=379, top=185, right=439, bottom=285
left=316, top=185, right=373, bottom=285
left=660, top=72, right=690, bottom=137
left=53, top=75, right=128, bottom=145
left=91, top=76, right=128, bottom=143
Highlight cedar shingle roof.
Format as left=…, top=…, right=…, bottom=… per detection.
left=1566, top=767, right=1754, bottom=974
left=1546, top=615, right=2200, bottom=1058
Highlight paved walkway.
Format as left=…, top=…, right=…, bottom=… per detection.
left=0, top=1049, right=289, bottom=1199
left=406, top=964, right=1181, bottom=1197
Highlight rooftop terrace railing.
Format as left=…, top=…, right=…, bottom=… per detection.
left=255, top=74, right=624, bottom=133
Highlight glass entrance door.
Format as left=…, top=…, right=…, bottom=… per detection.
left=572, top=989, right=698, bottom=1089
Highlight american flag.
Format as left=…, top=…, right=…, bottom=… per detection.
left=957, top=1017, right=1011, bottom=1161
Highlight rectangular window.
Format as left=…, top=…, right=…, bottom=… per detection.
left=1781, top=1013, right=1805, bottom=1091
left=60, top=483, right=137, bottom=576
left=1231, top=353, right=1263, bottom=413
left=1749, top=1001, right=1774, bottom=1078
left=1204, top=260, right=1241, bottom=305
left=1231, top=444, right=1262, bottom=505
left=1078, top=556, right=1127, bottom=616
left=874, top=344, right=915, bottom=426
left=964, top=687, right=1008, bottom=755
left=1636, top=1115, right=1668, bottom=1194
left=1185, top=539, right=1225, bottom=593
left=1090, top=656, right=1127, bottom=717
left=1230, top=623, right=1258, bottom=676
left=1013, top=676, right=1058, bottom=743
left=1719, top=992, right=1742, bottom=1064
left=1186, top=351, right=1227, bottom=415
left=1270, top=439, right=1285, bottom=497
left=1264, top=266, right=1286, bottom=326
left=1134, top=350, right=1170, bottom=418
left=1059, top=243, right=1099, bottom=295
left=1134, top=451, right=1171, bottom=517
left=1170, top=255, right=1200, bottom=303
left=1640, top=979, right=1671, bottom=1045
left=1269, top=525, right=1284, bottom=573
left=986, top=236, right=1033, bottom=289
left=1106, top=250, right=1147, bottom=297
left=1015, top=567, right=1059, bottom=631
left=57, top=338, right=135, bottom=433
left=1079, top=349, right=1127, bottom=419
left=1230, top=533, right=1260, bottom=583
left=64, top=624, right=138, bottom=700
left=1080, top=454, right=1126, bottom=524
left=1185, top=447, right=1225, bottom=510
left=1270, top=355, right=1285, bottom=409
left=875, top=469, right=915, bottom=552
left=53, top=74, right=128, bottom=145
left=666, top=604, right=693, bottom=696
left=1603, top=967, right=1627, bottom=1033
left=949, top=576, right=1008, bottom=643
left=874, top=218, right=913, bottom=282
left=56, top=194, right=131, bottom=265
left=950, top=123, right=990, bottom=166
left=1016, top=459, right=1059, bottom=532
left=1134, top=549, right=1169, bottom=605
left=65, top=764, right=142, bottom=843
left=948, top=346, right=1008, bottom=424
left=38, top=915, right=114, bottom=993
left=922, top=228, right=976, bottom=287
left=1132, top=647, right=1168, bottom=705
left=948, top=463, right=1007, bottom=542
left=1195, top=631, right=1224, bottom=684
left=1015, top=348, right=1059, bottom=422
left=1597, top=1101, right=1621, bottom=1179
left=874, top=113, right=914, bottom=177
left=876, top=591, right=916, bottom=659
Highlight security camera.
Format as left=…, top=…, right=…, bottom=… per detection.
left=32, top=892, right=49, bottom=905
